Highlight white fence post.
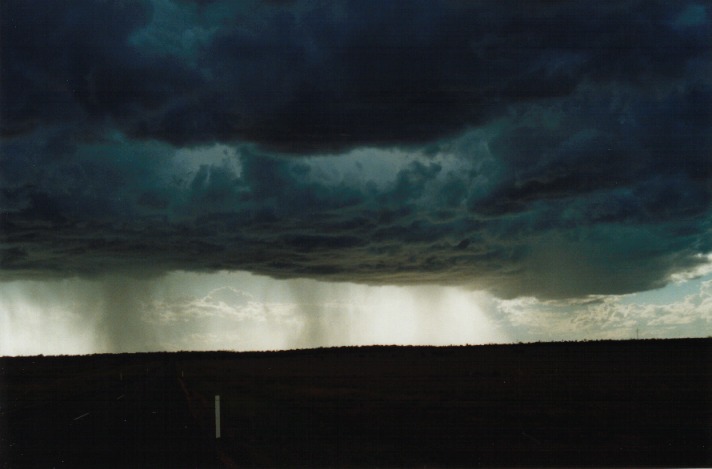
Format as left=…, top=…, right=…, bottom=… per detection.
left=215, top=395, right=221, bottom=439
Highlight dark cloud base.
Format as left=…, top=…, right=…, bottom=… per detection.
left=1, top=0, right=711, bottom=299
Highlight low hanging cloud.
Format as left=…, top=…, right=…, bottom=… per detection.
left=1, top=0, right=711, bottom=300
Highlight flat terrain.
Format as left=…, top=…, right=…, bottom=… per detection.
left=1, top=339, right=711, bottom=467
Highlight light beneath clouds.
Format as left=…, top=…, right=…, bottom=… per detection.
left=0, top=272, right=506, bottom=355
left=2, top=269, right=711, bottom=356
left=494, top=273, right=712, bottom=343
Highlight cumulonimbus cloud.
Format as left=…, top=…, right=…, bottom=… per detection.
left=1, top=0, right=711, bottom=300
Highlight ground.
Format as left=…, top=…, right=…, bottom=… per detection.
left=1, top=339, right=711, bottom=467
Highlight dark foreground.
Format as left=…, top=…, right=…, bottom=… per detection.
left=1, top=339, right=711, bottom=468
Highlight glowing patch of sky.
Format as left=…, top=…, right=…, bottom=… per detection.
left=173, top=144, right=240, bottom=179
left=3, top=266, right=712, bottom=355
left=620, top=265, right=712, bottom=307
left=0, top=272, right=506, bottom=355
left=305, top=148, right=414, bottom=190
left=0, top=280, right=100, bottom=355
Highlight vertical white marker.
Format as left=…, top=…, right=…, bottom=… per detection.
left=215, top=395, right=221, bottom=439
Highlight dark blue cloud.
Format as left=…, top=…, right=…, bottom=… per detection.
left=1, top=1, right=711, bottom=299
left=1, top=0, right=200, bottom=136
left=4, top=1, right=709, bottom=150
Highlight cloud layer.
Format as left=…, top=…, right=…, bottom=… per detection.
left=1, top=0, right=711, bottom=299
left=495, top=277, right=712, bottom=341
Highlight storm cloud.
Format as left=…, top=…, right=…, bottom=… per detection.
left=1, top=0, right=711, bottom=300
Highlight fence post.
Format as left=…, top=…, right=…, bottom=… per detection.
left=215, top=395, right=221, bottom=439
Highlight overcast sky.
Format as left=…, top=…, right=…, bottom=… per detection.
left=1, top=0, right=711, bottom=355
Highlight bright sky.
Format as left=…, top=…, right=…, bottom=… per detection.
left=2, top=269, right=711, bottom=356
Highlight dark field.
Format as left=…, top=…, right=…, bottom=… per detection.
left=1, top=339, right=711, bottom=468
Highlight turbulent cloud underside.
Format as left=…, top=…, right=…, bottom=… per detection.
left=1, top=0, right=711, bottom=299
